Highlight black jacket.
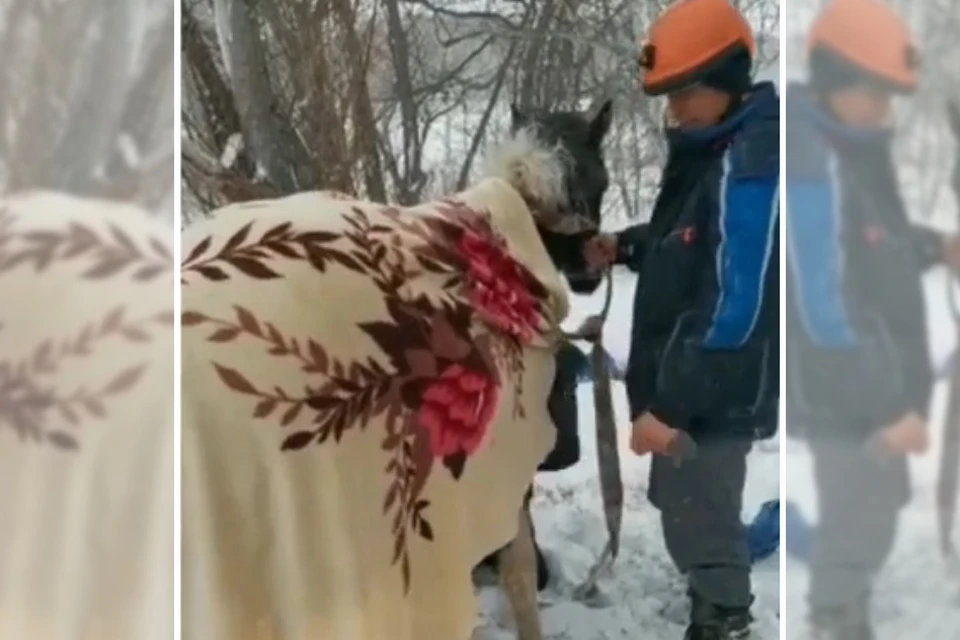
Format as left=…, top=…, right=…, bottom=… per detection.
left=785, top=84, right=940, bottom=441
left=616, top=82, right=781, bottom=441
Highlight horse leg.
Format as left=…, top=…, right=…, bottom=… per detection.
left=497, top=504, right=543, bottom=640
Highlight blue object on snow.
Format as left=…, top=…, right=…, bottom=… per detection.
left=783, top=499, right=813, bottom=562
left=746, top=499, right=780, bottom=563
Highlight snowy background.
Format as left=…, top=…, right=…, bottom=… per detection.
left=0, top=0, right=174, bottom=219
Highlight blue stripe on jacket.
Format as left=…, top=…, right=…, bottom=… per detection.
left=703, top=152, right=780, bottom=349
left=784, top=160, right=858, bottom=348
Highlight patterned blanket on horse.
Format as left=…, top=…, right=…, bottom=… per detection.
left=181, top=177, right=569, bottom=640
left=0, top=193, right=174, bottom=639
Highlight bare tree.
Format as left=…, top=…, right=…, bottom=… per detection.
left=0, top=0, right=174, bottom=216
left=182, top=0, right=780, bottom=224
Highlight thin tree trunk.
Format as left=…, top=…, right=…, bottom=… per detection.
left=383, top=0, right=424, bottom=204
left=331, top=0, right=387, bottom=202
left=214, top=0, right=311, bottom=193
left=44, top=3, right=133, bottom=194
left=456, top=44, right=517, bottom=190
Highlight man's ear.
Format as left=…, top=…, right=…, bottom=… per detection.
left=588, top=99, right=614, bottom=147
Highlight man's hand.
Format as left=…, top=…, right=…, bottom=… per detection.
left=942, top=234, right=960, bottom=273
left=873, top=411, right=929, bottom=456
left=583, top=233, right=618, bottom=272
left=630, top=412, right=680, bottom=456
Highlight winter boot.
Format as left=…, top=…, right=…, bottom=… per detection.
left=806, top=598, right=874, bottom=640
left=683, top=591, right=754, bottom=640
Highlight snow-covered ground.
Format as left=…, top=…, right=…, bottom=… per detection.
left=783, top=267, right=960, bottom=639
left=473, top=270, right=782, bottom=639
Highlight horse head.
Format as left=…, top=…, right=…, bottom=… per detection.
left=485, top=101, right=614, bottom=295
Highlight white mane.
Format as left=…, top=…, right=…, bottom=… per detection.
left=482, top=126, right=569, bottom=214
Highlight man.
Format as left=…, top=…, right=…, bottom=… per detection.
left=584, top=0, right=779, bottom=637
left=784, top=0, right=960, bottom=637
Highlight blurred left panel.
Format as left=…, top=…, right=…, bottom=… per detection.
left=0, top=1, right=175, bottom=640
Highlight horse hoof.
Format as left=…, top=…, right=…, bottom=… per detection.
left=574, top=583, right=614, bottom=609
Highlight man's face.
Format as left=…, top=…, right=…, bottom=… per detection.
left=825, top=85, right=893, bottom=129
left=666, top=84, right=732, bottom=130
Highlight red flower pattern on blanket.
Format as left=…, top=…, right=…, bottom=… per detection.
left=418, top=362, right=499, bottom=458
left=458, top=230, right=539, bottom=343
left=181, top=198, right=552, bottom=592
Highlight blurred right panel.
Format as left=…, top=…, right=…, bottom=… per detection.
left=785, top=0, right=960, bottom=637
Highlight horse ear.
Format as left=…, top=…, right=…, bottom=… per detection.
left=589, top=99, right=614, bottom=147
left=948, top=102, right=960, bottom=138
left=510, top=103, right=528, bottom=129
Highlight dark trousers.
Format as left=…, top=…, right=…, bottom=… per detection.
left=648, top=438, right=753, bottom=608
left=806, top=438, right=909, bottom=610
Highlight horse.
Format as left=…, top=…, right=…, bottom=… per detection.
left=179, top=100, right=613, bottom=640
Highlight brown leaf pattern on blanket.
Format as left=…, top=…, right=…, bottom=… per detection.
left=0, top=207, right=173, bottom=450
left=182, top=199, right=551, bottom=592
left=0, top=206, right=172, bottom=280
left=0, top=309, right=172, bottom=450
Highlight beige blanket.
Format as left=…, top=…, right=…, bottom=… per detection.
left=181, top=178, right=568, bottom=640
left=0, top=193, right=174, bottom=639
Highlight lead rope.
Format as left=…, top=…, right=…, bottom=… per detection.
left=560, top=271, right=624, bottom=604
left=940, top=277, right=960, bottom=564
left=939, top=103, right=960, bottom=567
